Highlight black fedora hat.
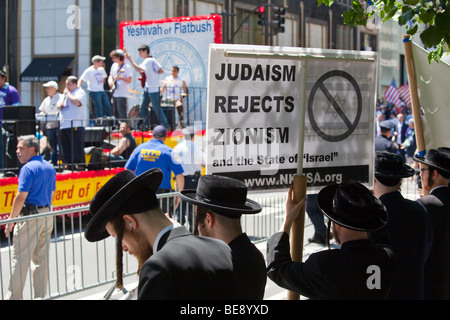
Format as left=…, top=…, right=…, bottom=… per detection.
left=375, top=151, right=415, bottom=179
left=179, top=175, right=262, bottom=218
left=85, top=168, right=163, bottom=242
left=317, top=182, right=388, bottom=232
left=414, top=148, right=450, bottom=175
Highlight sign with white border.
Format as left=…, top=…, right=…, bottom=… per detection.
left=206, top=44, right=378, bottom=192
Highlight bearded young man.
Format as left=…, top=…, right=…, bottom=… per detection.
left=84, top=168, right=237, bottom=300
left=415, top=148, right=450, bottom=299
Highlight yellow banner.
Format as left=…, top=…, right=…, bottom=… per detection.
left=0, top=168, right=124, bottom=220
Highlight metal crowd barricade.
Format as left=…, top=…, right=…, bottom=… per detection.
left=0, top=178, right=422, bottom=300
left=0, top=191, right=292, bottom=300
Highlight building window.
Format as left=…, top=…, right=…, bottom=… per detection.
left=0, top=0, right=19, bottom=87
left=306, top=21, right=328, bottom=49
left=176, top=0, right=189, bottom=17
left=91, top=0, right=132, bottom=87
left=233, top=8, right=264, bottom=45
left=335, top=0, right=352, bottom=7
left=337, top=25, right=354, bottom=50
left=360, top=32, right=377, bottom=51
left=91, top=0, right=117, bottom=59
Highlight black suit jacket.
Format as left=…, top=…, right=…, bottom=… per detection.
left=267, top=232, right=395, bottom=299
left=138, top=226, right=237, bottom=300
left=417, top=186, right=450, bottom=299
left=376, top=192, right=433, bottom=299
left=228, top=233, right=267, bottom=300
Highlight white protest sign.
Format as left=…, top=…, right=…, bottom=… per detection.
left=120, top=15, right=222, bottom=123
left=206, top=44, right=378, bottom=192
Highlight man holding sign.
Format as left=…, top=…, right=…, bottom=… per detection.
left=267, top=182, right=395, bottom=299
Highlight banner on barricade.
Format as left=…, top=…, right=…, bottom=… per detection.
left=0, top=168, right=124, bottom=220
left=120, top=15, right=222, bottom=125
left=206, top=44, right=378, bottom=192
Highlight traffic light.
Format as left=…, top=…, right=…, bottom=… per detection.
left=256, top=5, right=266, bottom=26
left=271, top=5, right=286, bottom=34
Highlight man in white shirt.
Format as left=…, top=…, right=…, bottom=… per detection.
left=39, top=81, right=63, bottom=165
left=125, top=45, right=169, bottom=130
left=79, top=55, right=112, bottom=119
left=108, top=50, right=132, bottom=120
left=161, top=66, right=188, bottom=129
left=172, top=126, right=205, bottom=228
left=57, top=76, right=88, bottom=171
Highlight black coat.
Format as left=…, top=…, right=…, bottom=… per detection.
left=375, top=192, right=433, bottom=299
left=417, top=186, right=450, bottom=300
left=229, top=233, right=267, bottom=300
left=138, top=226, right=237, bottom=300
left=267, top=232, right=395, bottom=299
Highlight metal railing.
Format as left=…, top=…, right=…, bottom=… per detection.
left=0, top=87, right=208, bottom=175
left=0, top=191, right=290, bottom=300
left=0, top=175, right=422, bottom=300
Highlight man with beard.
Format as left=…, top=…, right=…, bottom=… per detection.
left=267, top=182, right=396, bottom=299
left=179, top=174, right=267, bottom=300
left=84, top=168, right=237, bottom=300
left=415, top=147, right=450, bottom=299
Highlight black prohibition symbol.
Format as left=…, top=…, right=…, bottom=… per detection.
left=308, top=70, right=362, bottom=142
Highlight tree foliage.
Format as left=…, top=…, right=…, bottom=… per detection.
left=318, top=0, right=450, bottom=63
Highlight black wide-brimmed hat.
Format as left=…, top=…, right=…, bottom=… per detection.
left=375, top=151, right=415, bottom=179
left=414, top=148, right=450, bottom=175
left=85, top=168, right=163, bottom=242
left=179, top=175, right=262, bottom=218
left=317, top=182, right=388, bottom=232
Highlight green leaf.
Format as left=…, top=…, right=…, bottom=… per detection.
left=404, top=0, right=419, bottom=5
left=420, top=25, right=444, bottom=47
left=318, top=0, right=335, bottom=6
left=407, top=23, right=419, bottom=35
left=435, top=12, right=450, bottom=33
left=418, top=10, right=435, bottom=24
left=382, top=7, right=398, bottom=22
left=399, top=9, right=414, bottom=25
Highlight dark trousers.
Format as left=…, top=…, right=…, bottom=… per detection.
left=45, top=128, right=59, bottom=165
left=176, top=175, right=199, bottom=231
left=306, top=194, right=327, bottom=241
left=60, top=127, right=85, bottom=168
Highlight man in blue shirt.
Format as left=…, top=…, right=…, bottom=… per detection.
left=0, top=70, right=21, bottom=170
left=4, top=135, right=56, bottom=300
left=125, top=126, right=184, bottom=212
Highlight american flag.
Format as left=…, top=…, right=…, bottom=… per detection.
left=397, top=82, right=411, bottom=106
left=384, top=78, right=402, bottom=106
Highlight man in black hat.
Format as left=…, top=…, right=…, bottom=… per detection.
left=375, top=120, right=398, bottom=154
left=415, top=147, right=450, bottom=299
left=267, top=182, right=395, bottom=299
left=373, top=151, right=432, bottom=299
left=179, top=175, right=267, bottom=300
left=84, top=168, right=237, bottom=300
